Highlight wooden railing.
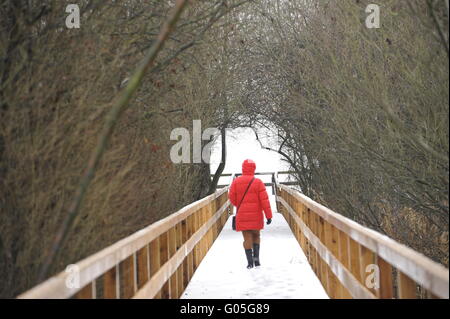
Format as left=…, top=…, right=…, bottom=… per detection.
left=274, top=175, right=449, bottom=299
left=18, top=187, right=231, bottom=299
left=215, top=171, right=299, bottom=189
left=17, top=170, right=449, bottom=299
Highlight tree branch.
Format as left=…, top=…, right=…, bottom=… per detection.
left=37, top=0, right=189, bottom=283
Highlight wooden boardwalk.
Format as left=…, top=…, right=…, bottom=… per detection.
left=17, top=172, right=449, bottom=299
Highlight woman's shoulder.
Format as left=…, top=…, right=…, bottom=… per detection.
left=252, top=177, right=263, bottom=183
left=250, top=177, right=264, bottom=188
left=233, top=175, right=260, bottom=184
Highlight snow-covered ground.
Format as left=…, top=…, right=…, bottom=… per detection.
left=181, top=212, right=329, bottom=299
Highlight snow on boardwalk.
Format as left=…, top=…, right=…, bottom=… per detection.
left=181, top=212, right=329, bottom=299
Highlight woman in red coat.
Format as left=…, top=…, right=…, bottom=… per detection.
left=228, top=159, right=273, bottom=269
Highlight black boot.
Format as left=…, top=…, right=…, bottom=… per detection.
left=245, top=249, right=254, bottom=269
left=253, top=243, right=260, bottom=267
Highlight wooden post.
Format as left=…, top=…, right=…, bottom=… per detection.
left=103, top=266, right=118, bottom=299
left=182, top=219, right=189, bottom=292
left=302, top=206, right=309, bottom=260
left=292, top=200, right=300, bottom=243
left=198, top=208, right=203, bottom=263
left=314, top=214, right=322, bottom=283
left=192, top=212, right=199, bottom=271
left=201, top=206, right=207, bottom=260
left=195, top=209, right=202, bottom=267
left=207, top=203, right=213, bottom=248
left=329, top=224, right=343, bottom=298
left=206, top=206, right=211, bottom=247
left=149, top=237, right=161, bottom=298
left=188, top=215, right=194, bottom=279
left=324, top=222, right=338, bottom=298
left=348, top=238, right=362, bottom=284
left=119, top=255, right=135, bottom=298
left=176, top=222, right=183, bottom=298
left=397, top=271, right=417, bottom=299
left=319, top=216, right=328, bottom=293
left=312, top=213, right=320, bottom=275
left=378, top=256, right=394, bottom=299
left=136, top=245, right=149, bottom=290
left=159, top=232, right=170, bottom=299
left=309, top=212, right=316, bottom=272
left=338, top=230, right=352, bottom=298
left=211, top=203, right=217, bottom=241
left=296, top=221, right=302, bottom=248
left=169, top=227, right=177, bottom=299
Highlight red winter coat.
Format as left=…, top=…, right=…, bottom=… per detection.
left=228, top=159, right=273, bottom=231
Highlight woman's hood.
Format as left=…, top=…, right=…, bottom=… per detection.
left=242, top=159, right=256, bottom=175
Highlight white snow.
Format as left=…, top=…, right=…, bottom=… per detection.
left=181, top=212, right=329, bottom=299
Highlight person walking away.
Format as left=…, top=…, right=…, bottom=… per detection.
left=228, top=159, right=273, bottom=269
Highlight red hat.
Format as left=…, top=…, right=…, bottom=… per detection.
left=242, top=159, right=256, bottom=175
